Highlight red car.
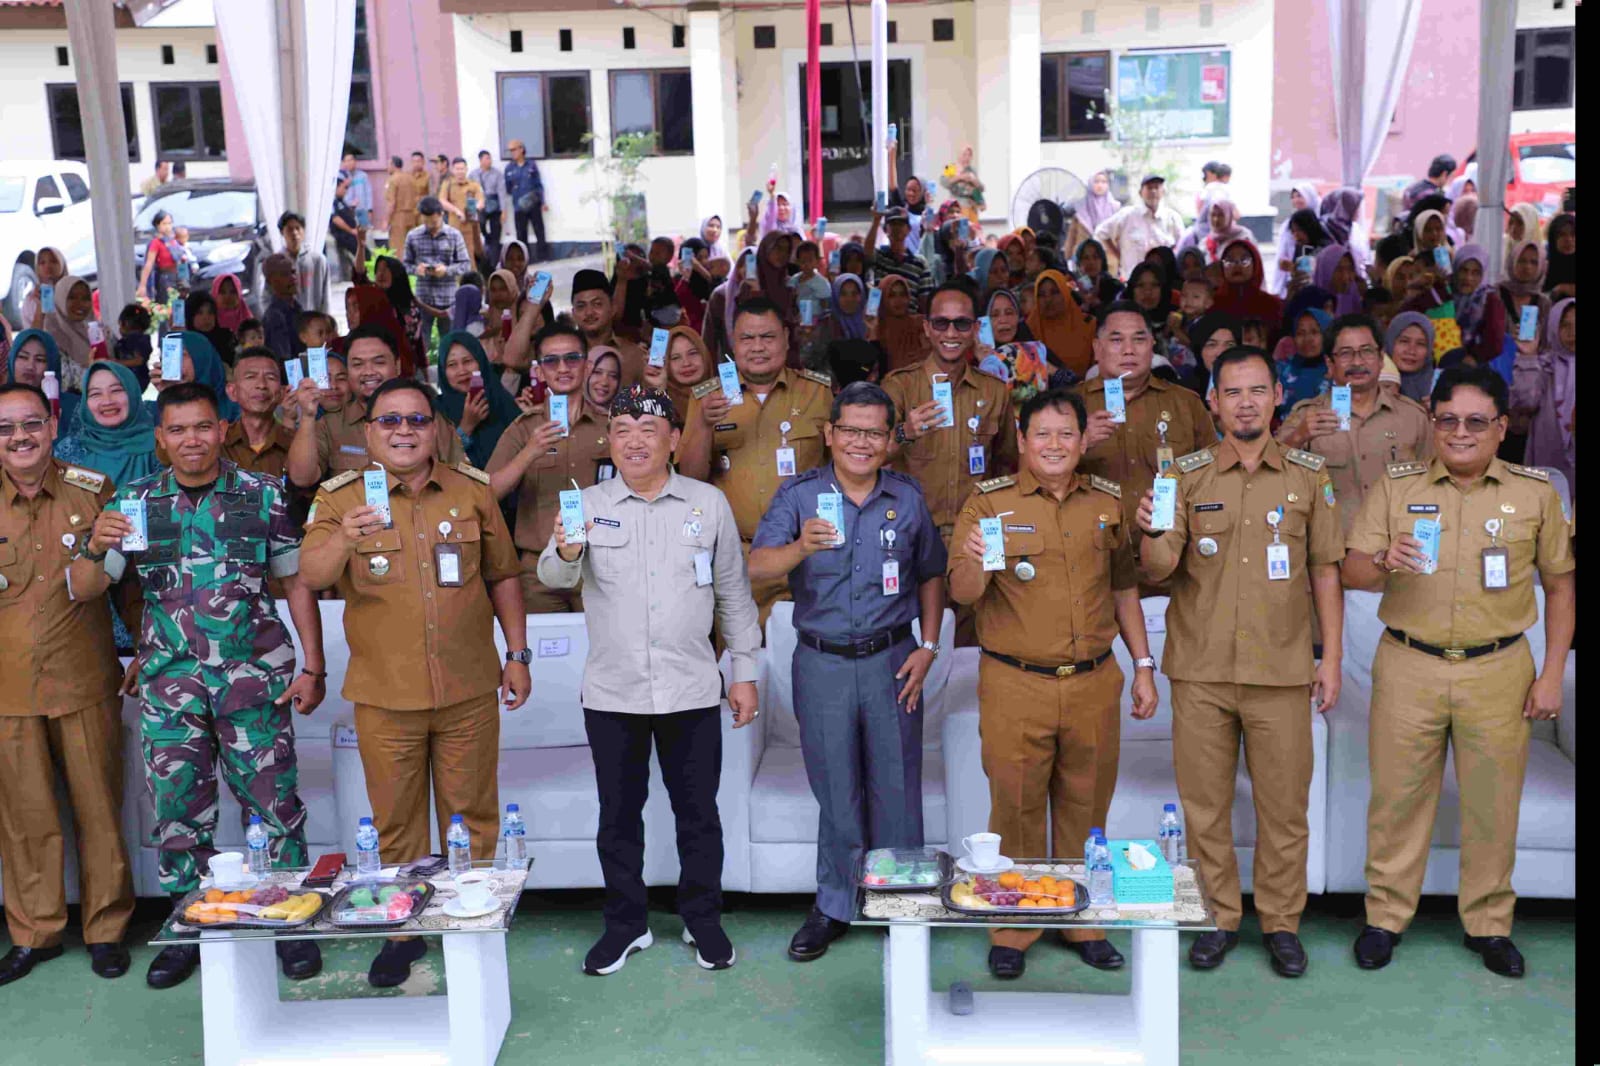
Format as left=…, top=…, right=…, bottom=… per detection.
left=1459, top=132, right=1574, bottom=217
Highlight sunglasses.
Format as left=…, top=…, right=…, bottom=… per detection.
left=371, top=413, right=435, bottom=429
left=929, top=316, right=975, bottom=333
left=538, top=353, right=587, bottom=368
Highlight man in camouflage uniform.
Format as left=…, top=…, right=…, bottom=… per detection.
left=89, top=382, right=328, bottom=990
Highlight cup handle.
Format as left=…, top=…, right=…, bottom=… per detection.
left=960, top=835, right=973, bottom=854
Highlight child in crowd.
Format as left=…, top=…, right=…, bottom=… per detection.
left=114, top=303, right=154, bottom=390
left=236, top=317, right=266, bottom=350
left=1165, top=273, right=1217, bottom=377
left=173, top=226, right=200, bottom=269
left=296, top=310, right=332, bottom=353
left=788, top=240, right=833, bottom=313
left=1240, top=317, right=1270, bottom=351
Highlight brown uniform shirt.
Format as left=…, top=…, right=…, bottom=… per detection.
left=1347, top=458, right=1575, bottom=647
left=948, top=469, right=1136, bottom=663
left=1076, top=374, right=1216, bottom=537
left=314, top=399, right=465, bottom=476
left=882, top=356, right=1019, bottom=530
left=680, top=366, right=834, bottom=540
left=1140, top=438, right=1345, bottom=686
left=441, top=177, right=484, bottom=222
left=222, top=419, right=297, bottom=480
left=1279, top=388, right=1433, bottom=536
left=485, top=397, right=612, bottom=554
left=0, top=461, right=122, bottom=717
left=386, top=171, right=421, bottom=237
left=303, top=461, right=520, bottom=710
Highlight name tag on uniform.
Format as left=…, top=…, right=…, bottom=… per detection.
left=776, top=446, right=797, bottom=477
left=340, top=444, right=368, bottom=456
left=694, top=549, right=714, bottom=587
left=1482, top=547, right=1508, bottom=590
left=1266, top=542, right=1291, bottom=580
left=881, top=560, right=900, bottom=596
left=435, top=543, right=463, bottom=586
left=1407, top=504, right=1439, bottom=514
left=967, top=444, right=986, bottom=475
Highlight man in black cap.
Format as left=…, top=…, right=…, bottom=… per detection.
left=1093, top=174, right=1185, bottom=275
left=569, top=269, right=646, bottom=387
left=401, top=196, right=470, bottom=347
left=864, top=205, right=934, bottom=311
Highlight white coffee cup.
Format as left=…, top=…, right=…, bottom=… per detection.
left=455, top=871, right=495, bottom=912
left=962, top=833, right=1002, bottom=868
left=209, top=851, right=246, bottom=885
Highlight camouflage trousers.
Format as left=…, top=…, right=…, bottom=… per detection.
left=141, top=669, right=309, bottom=894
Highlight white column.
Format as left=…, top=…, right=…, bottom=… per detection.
left=1475, top=0, right=1518, bottom=282
left=973, top=0, right=1011, bottom=222
left=62, top=0, right=136, bottom=316
left=689, top=3, right=729, bottom=222
left=1006, top=0, right=1042, bottom=215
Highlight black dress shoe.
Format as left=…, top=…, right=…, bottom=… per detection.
left=1263, top=931, right=1308, bottom=977
left=1188, top=930, right=1240, bottom=970
left=276, top=939, right=323, bottom=980
left=1464, top=935, right=1525, bottom=978
left=368, top=937, right=428, bottom=988
left=787, top=908, right=850, bottom=962
left=987, top=946, right=1026, bottom=979
left=1068, top=938, right=1125, bottom=971
left=0, top=945, right=64, bottom=987
left=147, top=944, right=200, bottom=989
left=1354, top=925, right=1402, bottom=970
left=87, top=942, right=130, bottom=979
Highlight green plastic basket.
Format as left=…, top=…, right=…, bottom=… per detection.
left=1107, top=838, right=1175, bottom=904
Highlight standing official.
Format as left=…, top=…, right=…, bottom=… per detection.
left=678, top=297, right=834, bottom=623
left=0, top=384, right=135, bottom=986
left=1342, top=366, right=1574, bottom=978
left=92, top=382, right=327, bottom=990
left=949, top=388, right=1158, bottom=980
left=300, top=378, right=530, bottom=987
left=440, top=158, right=485, bottom=269
left=1137, top=347, right=1345, bottom=978
left=749, top=382, right=948, bottom=961
left=539, top=386, right=761, bottom=976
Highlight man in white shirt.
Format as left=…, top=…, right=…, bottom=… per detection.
left=1095, top=175, right=1186, bottom=274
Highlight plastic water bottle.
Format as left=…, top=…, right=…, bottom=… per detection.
left=501, top=804, right=527, bottom=868
left=355, top=817, right=382, bottom=877
left=41, top=371, right=60, bottom=419
left=1083, top=825, right=1104, bottom=865
left=245, top=814, right=270, bottom=876
left=1159, top=803, right=1185, bottom=864
left=1088, top=834, right=1114, bottom=906
left=447, top=814, right=473, bottom=877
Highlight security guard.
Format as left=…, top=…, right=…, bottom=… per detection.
left=1137, top=347, right=1345, bottom=979
left=1277, top=313, right=1432, bottom=536
left=1342, top=365, right=1573, bottom=978
left=486, top=321, right=611, bottom=612
left=91, top=381, right=328, bottom=991
left=678, top=296, right=833, bottom=623
left=0, top=383, right=135, bottom=987
left=299, top=377, right=530, bottom=989
left=749, top=381, right=948, bottom=963
left=948, top=387, right=1158, bottom=981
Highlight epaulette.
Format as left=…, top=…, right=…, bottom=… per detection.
left=1506, top=463, right=1550, bottom=482
left=796, top=368, right=832, bottom=387
left=62, top=465, right=107, bottom=493
left=691, top=379, right=722, bottom=401
left=1175, top=448, right=1214, bottom=474
left=975, top=476, right=1015, bottom=494
left=456, top=462, right=491, bottom=485
left=319, top=469, right=361, bottom=493
left=1284, top=448, right=1327, bottom=472
left=1089, top=474, right=1121, bottom=499
left=1386, top=460, right=1428, bottom=479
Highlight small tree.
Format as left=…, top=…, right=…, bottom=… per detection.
left=579, top=131, right=657, bottom=261
left=1088, top=101, right=1188, bottom=216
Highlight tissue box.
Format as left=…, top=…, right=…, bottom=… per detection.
left=1108, top=838, right=1174, bottom=905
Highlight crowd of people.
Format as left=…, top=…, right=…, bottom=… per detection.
left=0, top=145, right=1575, bottom=1000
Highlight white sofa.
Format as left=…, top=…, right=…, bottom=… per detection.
left=1323, top=588, right=1576, bottom=898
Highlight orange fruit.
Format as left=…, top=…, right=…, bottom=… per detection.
left=1058, top=882, right=1076, bottom=906
left=204, top=889, right=225, bottom=903
left=998, top=871, right=1024, bottom=889
left=1039, top=875, right=1058, bottom=893
left=1017, top=897, right=1038, bottom=908
left=1021, top=880, right=1043, bottom=895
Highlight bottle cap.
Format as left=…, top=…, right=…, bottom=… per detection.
left=450, top=813, right=464, bottom=822
left=1164, top=803, right=1177, bottom=811
left=249, top=814, right=262, bottom=824
left=1090, top=827, right=1103, bottom=836
left=506, top=803, right=520, bottom=813
left=359, top=816, right=373, bottom=825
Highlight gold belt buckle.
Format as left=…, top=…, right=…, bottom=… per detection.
left=1442, top=647, right=1468, bottom=662
left=1056, top=663, right=1076, bottom=678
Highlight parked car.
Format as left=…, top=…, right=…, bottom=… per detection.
left=133, top=180, right=266, bottom=305
left=1, top=159, right=98, bottom=326
left=1458, top=132, right=1575, bottom=218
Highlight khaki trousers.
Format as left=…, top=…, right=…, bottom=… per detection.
left=0, top=698, right=134, bottom=947
left=1171, top=681, right=1313, bottom=934
left=518, top=550, right=583, bottom=614
left=978, top=653, right=1123, bottom=949
left=1364, top=635, right=1534, bottom=937
left=354, top=693, right=501, bottom=866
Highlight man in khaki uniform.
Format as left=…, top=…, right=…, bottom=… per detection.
left=569, top=270, right=646, bottom=388
left=678, top=297, right=833, bottom=623
left=300, top=377, right=530, bottom=988
left=949, top=387, right=1158, bottom=981
left=1277, top=313, right=1432, bottom=535
left=1138, top=346, right=1345, bottom=979
left=0, top=384, right=135, bottom=986
left=385, top=154, right=424, bottom=250
left=487, top=322, right=611, bottom=612
left=439, top=157, right=484, bottom=268
left=1342, top=365, right=1574, bottom=979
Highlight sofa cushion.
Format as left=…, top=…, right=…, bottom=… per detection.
left=496, top=745, right=601, bottom=840
left=500, top=615, right=591, bottom=748
left=749, top=744, right=947, bottom=844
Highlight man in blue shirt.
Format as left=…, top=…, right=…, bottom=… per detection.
left=750, top=381, right=948, bottom=962
left=503, top=139, right=547, bottom=263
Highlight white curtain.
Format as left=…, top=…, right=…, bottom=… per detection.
left=215, top=0, right=285, bottom=253
left=300, top=0, right=357, bottom=259
left=1328, top=0, right=1422, bottom=188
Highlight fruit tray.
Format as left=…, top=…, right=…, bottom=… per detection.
left=324, top=879, right=436, bottom=929
left=856, top=847, right=955, bottom=892
left=177, top=885, right=329, bottom=930
left=941, top=863, right=1090, bottom=915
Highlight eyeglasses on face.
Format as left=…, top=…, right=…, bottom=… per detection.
left=1431, top=414, right=1500, bottom=435
left=831, top=425, right=890, bottom=445
left=1221, top=255, right=1254, bottom=268
left=0, top=419, right=49, bottom=438
left=1331, top=345, right=1382, bottom=363
left=929, top=316, right=975, bottom=333
left=538, top=352, right=587, bottom=368
left=371, top=413, right=435, bottom=429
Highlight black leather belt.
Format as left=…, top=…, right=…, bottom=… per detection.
left=1385, top=628, right=1524, bottom=662
left=797, top=624, right=914, bottom=659
left=982, top=648, right=1113, bottom=678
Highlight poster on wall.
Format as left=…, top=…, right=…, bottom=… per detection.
left=1200, top=64, right=1227, bottom=104
left=1114, top=49, right=1231, bottom=140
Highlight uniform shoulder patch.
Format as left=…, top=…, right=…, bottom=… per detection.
left=975, top=476, right=1016, bottom=494
left=1089, top=474, right=1121, bottom=499
left=319, top=469, right=362, bottom=493
left=1386, top=460, right=1428, bottom=479
left=1283, top=447, right=1327, bottom=472
left=797, top=368, right=833, bottom=387
left=1506, top=463, right=1550, bottom=482
left=1174, top=448, right=1214, bottom=474
left=691, top=379, right=722, bottom=401
left=62, top=465, right=107, bottom=493
left=455, top=462, right=491, bottom=485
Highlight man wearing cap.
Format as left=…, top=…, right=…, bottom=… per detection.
left=402, top=197, right=471, bottom=348
left=569, top=269, right=646, bottom=388
left=539, top=385, right=760, bottom=977
left=1094, top=176, right=1185, bottom=275
left=865, top=205, right=935, bottom=310
left=503, top=139, right=547, bottom=262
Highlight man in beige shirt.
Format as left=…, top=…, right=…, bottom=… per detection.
left=540, top=385, right=760, bottom=978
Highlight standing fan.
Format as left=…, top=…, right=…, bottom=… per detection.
left=1010, top=167, right=1090, bottom=241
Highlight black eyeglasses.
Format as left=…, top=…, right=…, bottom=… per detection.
left=0, top=419, right=49, bottom=438
left=538, top=352, right=587, bottom=368
left=371, top=413, right=435, bottom=429
left=929, top=316, right=975, bottom=333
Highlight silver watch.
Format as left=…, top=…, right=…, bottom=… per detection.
left=920, top=640, right=940, bottom=658
left=506, top=649, right=532, bottom=665
left=1133, top=656, right=1157, bottom=671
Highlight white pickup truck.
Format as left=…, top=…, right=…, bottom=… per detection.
left=1, top=159, right=98, bottom=327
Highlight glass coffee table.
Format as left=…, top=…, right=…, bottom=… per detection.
left=855, top=857, right=1217, bottom=1066
left=151, top=860, right=530, bottom=1066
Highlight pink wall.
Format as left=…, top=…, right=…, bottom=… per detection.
left=1272, top=0, right=1482, bottom=184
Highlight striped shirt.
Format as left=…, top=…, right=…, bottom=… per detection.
left=402, top=223, right=470, bottom=309
left=871, top=246, right=934, bottom=308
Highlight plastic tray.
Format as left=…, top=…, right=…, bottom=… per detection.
left=940, top=862, right=1090, bottom=916
left=324, top=879, right=436, bottom=929
left=857, top=847, right=955, bottom=893
left=175, top=886, right=329, bottom=930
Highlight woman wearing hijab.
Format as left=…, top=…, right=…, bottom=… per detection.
left=699, top=216, right=729, bottom=261
left=760, top=190, right=806, bottom=239
left=1072, top=170, right=1121, bottom=243
left=1122, top=262, right=1175, bottom=345
left=1504, top=202, right=1543, bottom=264
left=867, top=275, right=928, bottom=372
left=1449, top=193, right=1479, bottom=247
left=1180, top=191, right=1254, bottom=264
left=996, top=234, right=1028, bottom=288
left=1212, top=238, right=1283, bottom=347
left=976, top=288, right=1059, bottom=405
left=797, top=272, right=869, bottom=372
left=434, top=330, right=520, bottom=469
left=42, top=275, right=103, bottom=393
left=450, top=281, right=485, bottom=336
left=211, top=274, right=251, bottom=334
left=500, top=240, right=530, bottom=288
left=1027, top=268, right=1096, bottom=377
left=1276, top=306, right=1333, bottom=419
left=1071, top=239, right=1122, bottom=312
left=54, top=360, right=160, bottom=487
left=837, top=241, right=868, bottom=285
left=184, top=290, right=237, bottom=367
left=1179, top=311, right=1242, bottom=399
left=1512, top=297, right=1575, bottom=491
left=968, top=248, right=1012, bottom=306
left=1312, top=245, right=1365, bottom=317
left=643, top=325, right=714, bottom=417
left=583, top=346, right=624, bottom=415
left=1499, top=238, right=1552, bottom=349
left=1384, top=311, right=1436, bottom=405
left=6, top=329, right=79, bottom=436
left=1543, top=213, right=1575, bottom=301
left=1271, top=189, right=1330, bottom=295
left=1446, top=244, right=1509, bottom=366
left=21, top=246, right=67, bottom=329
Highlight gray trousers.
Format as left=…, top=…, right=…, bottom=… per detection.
left=793, top=634, right=925, bottom=923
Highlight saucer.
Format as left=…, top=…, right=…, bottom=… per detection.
left=443, top=896, right=502, bottom=919
left=956, top=855, right=1013, bottom=875
left=208, top=872, right=262, bottom=891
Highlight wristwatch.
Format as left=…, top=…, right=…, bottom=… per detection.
left=894, top=423, right=913, bottom=446
left=505, top=648, right=532, bottom=665
left=1133, top=656, right=1157, bottom=671
left=920, top=640, right=940, bottom=658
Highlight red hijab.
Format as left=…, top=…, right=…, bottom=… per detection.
left=1212, top=238, right=1284, bottom=345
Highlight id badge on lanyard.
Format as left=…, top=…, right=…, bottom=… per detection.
left=1482, top=518, right=1509, bottom=590
left=1265, top=507, right=1290, bottom=580
left=776, top=419, right=797, bottom=477
left=1155, top=419, right=1174, bottom=476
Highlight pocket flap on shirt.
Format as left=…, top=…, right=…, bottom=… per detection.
left=355, top=530, right=403, bottom=554
left=445, top=519, right=481, bottom=543
left=1004, top=531, right=1046, bottom=558
left=1191, top=507, right=1234, bottom=536
left=586, top=520, right=630, bottom=548
left=0, top=544, right=16, bottom=566
left=1279, top=509, right=1309, bottom=537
